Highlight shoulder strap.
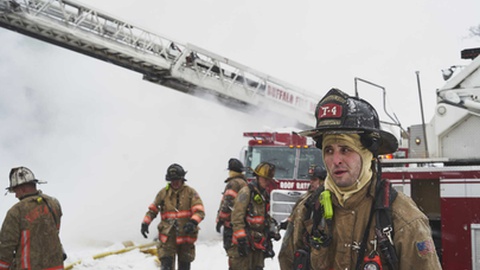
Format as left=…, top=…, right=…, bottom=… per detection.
left=375, top=179, right=398, bottom=270
left=308, top=186, right=332, bottom=249
left=355, top=179, right=398, bottom=270
left=40, top=196, right=59, bottom=228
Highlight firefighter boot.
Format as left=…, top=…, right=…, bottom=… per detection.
left=160, top=256, right=173, bottom=270
left=178, top=261, right=191, bottom=270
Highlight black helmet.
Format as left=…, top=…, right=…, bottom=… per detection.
left=299, top=88, right=398, bottom=155
left=228, top=158, right=244, bottom=173
left=308, top=165, right=327, bottom=180
left=165, top=163, right=187, bottom=181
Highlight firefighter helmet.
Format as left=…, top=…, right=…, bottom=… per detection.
left=253, top=162, right=276, bottom=180
left=7, top=167, right=46, bottom=192
left=308, top=165, right=327, bottom=180
left=165, top=163, right=187, bottom=181
left=227, top=158, right=244, bottom=173
left=299, top=88, right=398, bottom=155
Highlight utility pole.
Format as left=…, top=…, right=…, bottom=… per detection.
left=415, top=71, right=429, bottom=158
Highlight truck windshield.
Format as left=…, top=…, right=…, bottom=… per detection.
left=245, top=146, right=324, bottom=180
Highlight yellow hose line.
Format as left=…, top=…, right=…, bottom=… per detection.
left=65, top=242, right=157, bottom=270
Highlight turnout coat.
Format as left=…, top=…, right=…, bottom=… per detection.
left=309, top=180, right=442, bottom=270
left=143, top=184, right=205, bottom=245
left=0, top=191, right=64, bottom=270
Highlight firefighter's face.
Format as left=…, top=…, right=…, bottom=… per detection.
left=323, top=143, right=362, bottom=187
left=170, top=179, right=183, bottom=190
left=258, top=176, right=270, bottom=190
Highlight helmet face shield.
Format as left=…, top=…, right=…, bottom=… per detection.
left=300, top=88, right=398, bottom=155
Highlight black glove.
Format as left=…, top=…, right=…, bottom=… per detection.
left=183, top=219, right=198, bottom=234
left=141, top=222, right=149, bottom=238
left=272, top=232, right=281, bottom=241
left=279, top=220, right=289, bottom=230
left=237, top=237, right=250, bottom=257
left=216, top=220, right=224, bottom=233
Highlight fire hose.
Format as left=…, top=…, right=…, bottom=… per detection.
left=64, top=241, right=158, bottom=270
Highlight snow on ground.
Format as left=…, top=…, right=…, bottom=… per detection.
left=64, top=239, right=283, bottom=269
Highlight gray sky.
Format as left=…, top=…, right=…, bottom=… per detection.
left=0, top=0, right=479, bottom=248
left=78, top=0, right=480, bottom=128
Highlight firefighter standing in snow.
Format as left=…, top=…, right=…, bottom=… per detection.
left=298, top=88, right=441, bottom=270
left=278, top=165, right=327, bottom=270
left=0, top=167, right=64, bottom=270
left=230, top=162, right=280, bottom=270
left=215, top=158, right=248, bottom=267
left=141, top=163, right=205, bottom=270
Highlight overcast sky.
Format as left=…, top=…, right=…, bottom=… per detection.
left=0, top=0, right=479, bottom=249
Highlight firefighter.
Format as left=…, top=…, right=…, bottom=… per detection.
left=215, top=158, right=248, bottom=267
left=141, top=163, right=205, bottom=270
left=298, top=88, right=441, bottom=269
left=0, top=167, right=65, bottom=270
left=230, top=162, right=280, bottom=270
left=278, top=165, right=327, bottom=270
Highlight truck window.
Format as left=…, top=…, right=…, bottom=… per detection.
left=245, top=146, right=296, bottom=179
left=245, top=146, right=324, bottom=180
left=297, top=148, right=325, bottom=180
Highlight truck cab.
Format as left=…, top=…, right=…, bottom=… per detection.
left=242, top=131, right=325, bottom=221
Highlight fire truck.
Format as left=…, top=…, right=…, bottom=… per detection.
left=249, top=49, right=480, bottom=269
left=240, top=131, right=323, bottom=222
left=380, top=48, right=480, bottom=270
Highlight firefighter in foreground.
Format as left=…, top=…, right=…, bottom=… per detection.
left=0, top=167, right=65, bottom=270
left=215, top=158, right=248, bottom=267
left=141, top=163, right=205, bottom=270
left=230, top=162, right=281, bottom=270
left=278, top=165, right=327, bottom=270
left=298, top=88, right=441, bottom=269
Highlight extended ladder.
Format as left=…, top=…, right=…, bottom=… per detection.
left=0, top=0, right=320, bottom=127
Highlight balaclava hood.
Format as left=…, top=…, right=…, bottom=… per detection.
left=323, top=133, right=373, bottom=206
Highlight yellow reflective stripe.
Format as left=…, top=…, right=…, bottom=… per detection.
left=176, top=236, right=197, bottom=244
left=148, top=203, right=159, bottom=214
left=21, top=230, right=30, bottom=270
left=143, top=216, right=152, bottom=224
left=246, top=215, right=265, bottom=225
left=218, top=211, right=230, bottom=219
left=191, top=204, right=205, bottom=213
left=161, top=210, right=192, bottom=219
left=224, top=189, right=238, bottom=198
left=191, top=214, right=203, bottom=223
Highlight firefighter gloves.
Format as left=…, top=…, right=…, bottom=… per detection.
left=216, top=220, right=224, bottom=233
left=183, top=219, right=198, bottom=234
left=279, top=219, right=289, bottom=231
left=237, top=237, right=250, bottom=257
left=141, top=222, right=149, bottom=238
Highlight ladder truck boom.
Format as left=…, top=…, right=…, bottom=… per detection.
left=0, top=0, right=320, bottom=128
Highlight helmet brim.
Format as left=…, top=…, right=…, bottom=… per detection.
left=5, top=179, right=47, bottom=192
left=299, top=127, right=398, bottom=155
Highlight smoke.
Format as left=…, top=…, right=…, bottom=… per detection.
left=0, top=30, right=299, bottom=249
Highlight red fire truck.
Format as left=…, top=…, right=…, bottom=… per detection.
left=380, top=48, right=480, bottom=270
left=241, top=131, right=324, bottom=222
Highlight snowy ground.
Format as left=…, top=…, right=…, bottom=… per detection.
left=64, top=238, right=283, bottom=269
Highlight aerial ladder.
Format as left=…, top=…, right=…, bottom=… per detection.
left=0, top=0, right=320, bottom=128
